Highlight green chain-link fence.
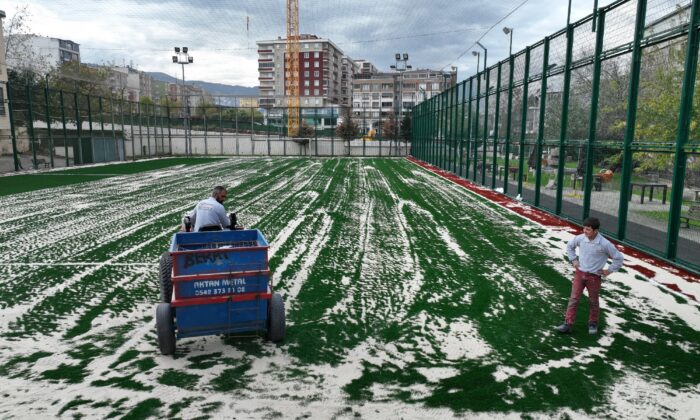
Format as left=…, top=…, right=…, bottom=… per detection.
left=412, top=0, right=700, bottom=273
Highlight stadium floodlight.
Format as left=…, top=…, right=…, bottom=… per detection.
left=174, top=47, right=180, bottom=53
left=183, top=47, right=188, bottom=53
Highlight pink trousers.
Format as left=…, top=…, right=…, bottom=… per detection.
left=565, top=268, right=602, bottom=325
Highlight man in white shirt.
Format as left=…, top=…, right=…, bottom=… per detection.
left=557, top=217, right=624, bottom=335
left=184, top=186, right=231, bottom=232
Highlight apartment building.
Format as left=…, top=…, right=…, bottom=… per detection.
left=256, top=34, right=354, bottom=108
left=5, top=34, right=80, bottom=73
left=108, top=66, right=141, bottom=101
left=351, top=67, right=457, bottom=130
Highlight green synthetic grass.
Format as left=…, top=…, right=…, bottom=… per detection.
left=0, top=157, right=225, bottom=197
left=0, top=157, right=697, bottom=418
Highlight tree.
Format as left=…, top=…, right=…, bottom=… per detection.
left=49, top=61, right=111, bottom=97
left=3, top=5, right=52, bottom=84
left=400, top=114, right=412, bottom=143
left=336, top=108, right=358, bottom=155
left=382, top=114, right=397, bottom=141
left=297, top=123, right=315, bottom=138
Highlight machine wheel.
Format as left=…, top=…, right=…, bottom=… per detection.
left=156, top=303, right=176, bottom=355
left=159, top=251, right=173, bottom=303
left=267, top=293, right=286, bottom=342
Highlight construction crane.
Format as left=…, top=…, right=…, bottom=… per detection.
left=286, top=0, right=300, bottom=136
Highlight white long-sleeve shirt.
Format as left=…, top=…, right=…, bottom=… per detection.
left=188, top=197, right=230, bottom=232
left=566, top=233, right=624, bottom=275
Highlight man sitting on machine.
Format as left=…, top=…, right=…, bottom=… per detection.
left=182, top=186, right=242, bottom=232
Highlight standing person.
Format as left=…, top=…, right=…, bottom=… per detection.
left=556, top=217, right=624, bottom=335
left=184, top=186, right=231, bottom=232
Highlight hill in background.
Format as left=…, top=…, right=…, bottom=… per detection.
left=147, top=72, right=259, bottom=106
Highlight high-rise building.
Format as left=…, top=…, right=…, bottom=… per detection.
left=256, top=35, right=354, bottom=109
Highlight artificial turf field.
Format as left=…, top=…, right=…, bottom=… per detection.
left=0, top=157, right=698, bottom=419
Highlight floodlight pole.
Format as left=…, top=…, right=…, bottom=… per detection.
left=173, top=47, right=194, bottom=155
left=391, top=53, right=412, bottom=155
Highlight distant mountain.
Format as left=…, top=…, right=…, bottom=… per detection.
left=146, top=72, right=259, bottom=96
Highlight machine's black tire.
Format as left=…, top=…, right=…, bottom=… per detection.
left=159, top=252, right=173, bottom=303
left=267, top=293, right=286, bottom=342
left=156, top=303, right=176, bottom=355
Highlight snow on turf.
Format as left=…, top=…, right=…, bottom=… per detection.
left=0, top=157, right=697, bottom=419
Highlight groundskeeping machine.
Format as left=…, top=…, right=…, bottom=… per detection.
left=155, top=220, right=285, bottom=355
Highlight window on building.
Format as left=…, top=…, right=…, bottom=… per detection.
left=314, top=80, right=320, bottom=86
left=362, top=84, right=370, bottom=91
left=419, top=83, right=427, bottom=91
left=372, top=93, right=379, bottom=99
left=304, top=99, right=309, bottom=105
left=314, top=71, right=319, bottom=77
left=304, top=62, right=310, bottom=68
left=314, top=89, right=320, bottom=96
left=304, top=52, right=309, bottom=58
left=314, top=52, right=320, bottom=58
left=304, top=80, right=310, bottom=86
left=316, top=99, right=321, bottom=105
left=305, top=89, right=310, bottom=95
left=304, top=71, right=310, bottom=77
left=432, top=83, right=440, bottom=90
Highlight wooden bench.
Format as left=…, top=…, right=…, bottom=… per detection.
left=680, top=205, right=700, bottom=228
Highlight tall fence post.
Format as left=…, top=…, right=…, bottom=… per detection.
left=534, top=37, right=550, bottom=207
left=617, top=0, right=648, bottom=240
left=492, top=63, right=502, bottom=188
left=26, top=85, right=38, bottom=169
left=583, top=10, right=606, bottom=219
left=73, top=92, right=83, bottom=165
left=459, top=81, right=467, bottom=177
left=518, top=47, right=531, bottom=196
left=59, top=90, right=69, bottom=167
left=482, top=68, right=490, bottom=186
left=86, top=95, right=94, bottom=161
left=473, top=73, right=481, bottom=181
left=451, top=85, right=459, bottom=172
left=666, top=0, right=700, bottom=259
left=556, top=25, right=575, bottom=215
left=466, top=77, right=473, bottom=175
left=6, top=82, right=21, bottom=171
left=129, top=102, right=136, bottom=160
left=43, top=83, right=55, bottom=168
left=504, top=56, right=515, bottom=195
left=219, top=106, right=223, bottom=155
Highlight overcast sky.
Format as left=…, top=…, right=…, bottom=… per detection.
left=2, top=0, right=617, bottom=86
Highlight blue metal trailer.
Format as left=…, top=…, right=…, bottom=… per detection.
left=155, top=229, right=285, bottom=355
